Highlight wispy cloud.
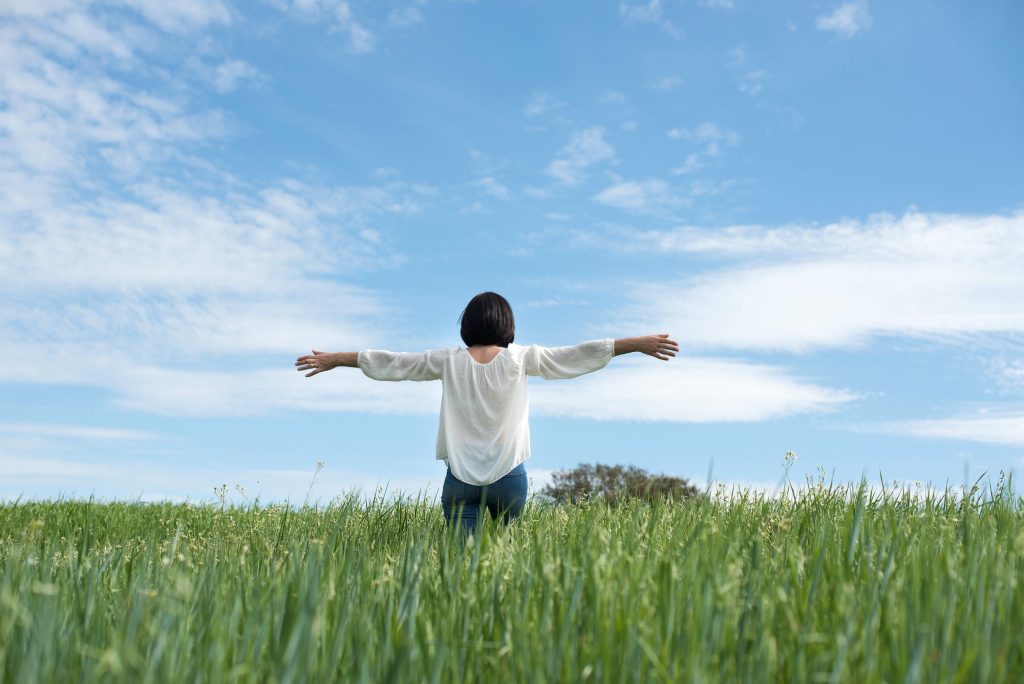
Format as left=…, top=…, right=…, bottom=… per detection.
left=270, top=0, right=376, bottom=53
left=613, top=210, right=1024, bottom=353
left=666, top=121, right=739, bottom=175
left=601, top=89, right=628, bottom=104
left=0, top=423, right=158, bottom=441
left=212, top=58, right=264, bottom=93
left=472, top=176, right=511, bottom=200
left=727, top=43, right=747, bottom=66
left=816, top=1, right=873, bottom=38
left=523, top=91, right=566, bottom=119
left=117, top=0, right=233, bottom=32
left=0, top=17, right=230, bottom=179
left=738, top=69, right=769, bottom=95
left=0, top=0, right=440, bottom=422
left=0, top=178, right=428, bottom=388
left=667, top=121, right=740, bottom=157
left=647, top=75, right=684, bottom=91
left=669, top=154, right=702, bottom=176
left=387, top=6, right=425, bottom=29
left=545, top=127, right=616, bottom=185
left=998, top=360, right=1024, bottom=393
left=592, top=178, right=690, bottom=216
left=888, top=411, right=1024, bottom=448
left=619, top=0, right=684, bottom=39
left=531, top=356, right=856, bottom=422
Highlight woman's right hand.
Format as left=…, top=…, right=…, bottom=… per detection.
left=295, top=350, right=338, bottom=377
left=615, top=334, right=679, bottom=360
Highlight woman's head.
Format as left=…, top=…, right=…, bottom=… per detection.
left=459, top=292, right=515, bottom=347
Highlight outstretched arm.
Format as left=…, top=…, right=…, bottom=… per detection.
left=295, top=351, right=357, bottom=377
left=296, top=348, right=445, bottom=381
left=613, top=334, right=679, bottom=361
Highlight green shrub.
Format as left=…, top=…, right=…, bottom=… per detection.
left=540, top=462, right=700, bottom=504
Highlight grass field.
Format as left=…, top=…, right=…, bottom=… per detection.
left=1, top=479, right=1022, bottom=682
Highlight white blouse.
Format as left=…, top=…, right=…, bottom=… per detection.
left=357, top=339, right=616, bottom=485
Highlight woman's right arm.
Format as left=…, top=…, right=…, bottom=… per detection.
left=296, top=349, right=445, bottom=381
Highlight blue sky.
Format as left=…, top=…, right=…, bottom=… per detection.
left=1, top=0, right=1022, bottom=503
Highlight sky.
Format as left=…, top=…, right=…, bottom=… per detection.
left=1, top=0, right=1022, bottom=504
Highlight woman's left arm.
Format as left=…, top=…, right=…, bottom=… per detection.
left=295, top=350, right=357, bottom=377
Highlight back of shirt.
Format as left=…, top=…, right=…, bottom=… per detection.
left=358, top=338, right=615, bottom=485
left=437, top=345, right=531, bottom=485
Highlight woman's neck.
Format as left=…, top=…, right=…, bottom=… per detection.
left=467, top=345, right=502, bottom=364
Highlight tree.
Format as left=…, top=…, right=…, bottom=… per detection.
left=540, top=463, right=699, bottom=505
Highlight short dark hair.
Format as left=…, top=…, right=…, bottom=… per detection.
left=459, top=292, right=515, bottom=347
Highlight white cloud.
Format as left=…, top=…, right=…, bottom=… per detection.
left=0, top=178, right=430, bottom=393
left=545, top=127, right=615, bottom=185
left=530, top=356, right=856, bottom=422
left=0, top=339, right=445, bottom=418
left=688, top=178, right=735, bottom=197
left=619, top=0, right=683, bottom=39
left=665, top=122, right=738, bottom=176
left=615, top=210, right=1024, bottom=353
left=213, top=58, right=263, bottom=93
left=601, top=89, right=627, bottom=104
left=698, top=0, right=734, bottom=9
left=333, top=0, right=376, bottom=53
left=0, top=423, right=158, bottom=441
left=670, top=153, right=702, bottom=175
left=892, top=411, right=1024, bottom=448
left=387, top=6, right=425, bottom=29
left=738, top=69, right=768, bottom=95
left=0, top=179, right=420, bottom=294
left=592, top=178, right=689, bottom=215
left=270, top=0, right=376, bottom=53
left=666, top=122, right=739, bottom=156
left=523, top=91, right=565, bottom=118
left=473, top=176, right=511, bottom=200
left=620, top=0, right=662, bottom=22
left=522, top=186, right=554, bottom=199
left=727, top=43, right=747, bottom=66
left=459, top=200, right=488, bottom=214
left=999, top=361, right=1024, bottom=392
left=118, top=0, right=233, bottom=32
left=0, top=2, right=442, bottom=422
left=647, top=75, right=684, bottom=91
left=816, top=1, right=872, bottom=38
left=0, top=29, right=229, bottom=178
left=113, top=364, right=444, bottom=417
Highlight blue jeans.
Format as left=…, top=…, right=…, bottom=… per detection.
left=441, top=462, right=527, bottom=538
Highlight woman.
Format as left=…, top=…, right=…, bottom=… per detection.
left=294, top=292, right=678, bottom=538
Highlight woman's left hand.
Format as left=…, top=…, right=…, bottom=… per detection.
left=295, top=350, right=337, bottom=377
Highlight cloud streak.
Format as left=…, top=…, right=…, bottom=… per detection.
left=613, top=210, right=1024, bottom=353
left=816, top=1, right=873, bottom=38
left=545, top=127, right=616, bottom=185
left=531, top=356, right=856, bottom=422
left=889, top=411, right=1024, bottom=448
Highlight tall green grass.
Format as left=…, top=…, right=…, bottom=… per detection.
left=1, top=479, right=1022, bottom=682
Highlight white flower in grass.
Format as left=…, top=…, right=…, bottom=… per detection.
left=784, top=451, right=798, bottom=466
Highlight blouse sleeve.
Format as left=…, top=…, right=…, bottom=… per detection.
left=357, top=348, right=446, bottom=381
left=522, top=338, right=615, bottom=380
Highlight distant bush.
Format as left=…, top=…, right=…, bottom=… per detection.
left=540, top=463, right=700, bottom=505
